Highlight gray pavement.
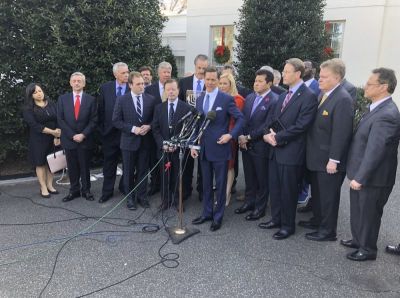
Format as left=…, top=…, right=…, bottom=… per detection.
left=0, top=161, right=399, bottom=298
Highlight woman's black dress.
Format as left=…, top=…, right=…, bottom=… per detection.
left=22, top=102, right=58, bottom=167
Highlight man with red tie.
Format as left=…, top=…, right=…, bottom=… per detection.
left=57, top=72, right=98, bottom=202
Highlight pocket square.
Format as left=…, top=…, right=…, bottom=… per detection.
left=216, top=107, right=222, bottom=111
left=322, top=110, right=329, bottom=116
left=261, top=106, right=266, bottom=111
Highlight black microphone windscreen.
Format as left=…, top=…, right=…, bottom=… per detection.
left=206, top=110, right=216, bottom=121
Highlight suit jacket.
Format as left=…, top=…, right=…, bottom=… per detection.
left=269, top=83, right=318, bottom=165
left=271, top=85, right=287, bottom=95
left=242, top=91, right=279, bottom=157
left=237, top=84, right=253, bottom=99
left=97, top=80, right=130, bottom=136
left=145, top=82, right=163, bottom=105
left=57, top=92, right=97, bottom=150
left=308, top=78, right=321, bottom=95
left=340, top=78, right=357, bottom=102
left=347, top=98, right=400, bottom=187
left=306, top=85, right=353, bottom=172
left=195, top=90, right=244, bottom=162
left=112, top=92, right=157, bottom=151
left=178, top=75, right=206, bottom=102
left=152, top=100, right=193, bottom=151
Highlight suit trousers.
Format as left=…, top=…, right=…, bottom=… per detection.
left=310, top=171, right=345, bottom=236
left=122, top=146, right=149, bottom=201
left=269, top=155, right=304, bottom=233
left=350, top=186, right=393, bottom=255
left=101, top=131, right=123, bottom=197
left=65, top=147, right=92, bottom=194
left=242, top=150, right=269, bottom=212
left=182, top=151, right=202, bottom=197
left=200, top=158, right=228, bottom=223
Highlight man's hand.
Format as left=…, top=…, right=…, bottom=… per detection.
left=238, top=135, right=247, bottom=145
left=73, top=134, right=85, bottom=143
left=133, top=127, right=141, bottom=135
left=191, top=148, right=199, bottom=158
left=139, top=125, right=151, bottom=135
left=54, top=138, right=61, bottom=146
left=53, top=128, right=61, bottom=138
left=326, top=160, right=338, bottom=174
left=350, top=179, right=362, bottom=190
left=217, top=134, right=232, bottom=144
left=263, top=129, right=277, bottom=146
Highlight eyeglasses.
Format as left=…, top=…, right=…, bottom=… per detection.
left=365, top=82, right=382, bottom=87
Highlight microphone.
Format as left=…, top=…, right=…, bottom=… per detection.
left=196, top=110, right=216, bottom=142
left=177, top=110, right=194, bottom=124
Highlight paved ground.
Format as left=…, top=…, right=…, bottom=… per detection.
left=0, top=160, right=399, bottom=298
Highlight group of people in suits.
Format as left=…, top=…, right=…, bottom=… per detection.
left=23, top=54, right=400, bottom=260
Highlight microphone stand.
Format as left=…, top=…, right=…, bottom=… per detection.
left=165, top=117, right=200, bottom=244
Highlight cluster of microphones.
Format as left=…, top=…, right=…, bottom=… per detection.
left=163, top=106, right=217, bottom=152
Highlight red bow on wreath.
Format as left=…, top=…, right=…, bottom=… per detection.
left=215, top=45, right=225, bottom=56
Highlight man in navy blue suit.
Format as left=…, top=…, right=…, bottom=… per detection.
left=236, top=69, right=278, bottom=221
left=191, top=66, right=244, bottom=231
left=112, top=72, right=157, bottom=210
left=261, top=58, right=318, bottom=239
left=57, top=72, right=97, bottom=202
left=97, top=62, right=130, bottom=203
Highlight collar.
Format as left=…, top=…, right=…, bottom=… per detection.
left=205, top=87, right=218, bottom=98
left=73, top=91, right=83, bottom=98
left=131, top=92, right=142, bottom=98
left=168, top=98, right=179, bottom=106
left=289, top=80, right=304, bottom=95
left=323, top=83, right=340, bottom=97
left=304, top=78, right=315, bottom=87
left=370, top=96, right=391, bottom=111
left=257, top=89, right=271, bottom=98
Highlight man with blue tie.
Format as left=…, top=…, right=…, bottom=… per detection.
left=261, top=58, right=318, bottom=239
left=97, top=62, right=130, bottom=203
left=112, top=72, right=157, bottom=210
left=236, top=69, right=278, bottom=221
left=57, top=72, right=97, bottom=202
left=191, top=66, right=244, bottom=231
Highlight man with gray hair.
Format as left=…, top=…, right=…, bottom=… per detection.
left=302, top=58, right=354, bottom=241
left=97, top=62, right=130, bottom=203
left=57, top=72, right=97, bottom=202
left=145, top=61, right=173, bottom=196
left=273, top=69, right=282, bottom=87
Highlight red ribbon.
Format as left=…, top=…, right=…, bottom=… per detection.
left=221, top=26, right=225, bottom=46
left=164, top=161, right=171, bottom=172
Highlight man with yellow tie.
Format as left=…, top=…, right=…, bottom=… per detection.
left=302, top=59, right=354, bottom=241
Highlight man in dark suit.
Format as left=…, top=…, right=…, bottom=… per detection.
left=342, top=68, right=400, bottom=261
left=331, top=59, right=357, bottom=102
left=97, top=62, right=130, bottom=203
left=303, top=60, right=321, bottom=95
left=191, top=66, right=244, bottom=231
left=235, top=69, right=278, bottom=221
left=145, top=61, right=172, bottom=196
left=178, top=54, right=209, bottom=200
left=260, top=58, right=318, bottom=239
left=57, top=72, right=97, bottom=202
left=261, top=65, right=287, bottom=95
left=152, top=79, right=193, bottom=210
left=302, top=59, right=353, bottom=241
left=112, top=71, right=157, bottom=210
left=139, top=66, right=153, bottom=88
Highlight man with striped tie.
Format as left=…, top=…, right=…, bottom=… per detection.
left=112, top=72, right=157, bottom=210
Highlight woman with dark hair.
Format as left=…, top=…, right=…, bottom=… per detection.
left=22, top=83, right=60, bottom=198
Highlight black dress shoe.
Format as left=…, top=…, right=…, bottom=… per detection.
left=139, top=199, right=150, bottom=208
left=386, top=244, right=400, bottom=255
left=258, top=220, right=280, bottom=229
left=210, top=221, right=221, bottom=232
left=127, top=199, right=137, bottom=210
left=346, top=250, right=376, bottom=261
left=62, top=192, right=80, bottom=202
left=340, top=239, right=359, bottom=249
left=298, top=220, right=319, bottom=230
left=192, top=216, right=212, bottom=225
left=297, top=204, right=312, bottom=213
left=98, top=195, right=112, bottom=203
left=47, top=189, right=59, bottom=195
left=83, top=192, right=95, bottom=201
left=40, top=191, right=51, bottom=198
left=273, top=230, right=292, bottom=240
left=235, top=203, right=254, bottom=214
left=305, top=231, right=337, bottom=241
left=245, top=209, right=265, bottom=221
left=147, top=186, right=160, bottom=196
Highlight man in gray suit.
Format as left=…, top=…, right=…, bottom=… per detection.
left=331, top=58, right=357, bottom=102
left=342, top=68, right=400, bottom=261
left=303, top=59, right=353, bottom=241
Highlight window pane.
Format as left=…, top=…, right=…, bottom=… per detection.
left=210, top=25, right=234, bottom=65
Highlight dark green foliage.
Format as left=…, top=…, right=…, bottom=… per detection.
left=354, top=87, right=371, bottom=127
left=0, top=0, right=174, bottom=164
left=235, top=0, right=327, bottom=88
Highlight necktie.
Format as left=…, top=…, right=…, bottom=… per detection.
left=117, top=86, right=122, bottom=97
left=250, top=95, right=263, bottom=116
left=136, top=96, right=143, bottom=123
left=281, top=91, right=293, bottom=112
left=203, top=94, right=210, bottom=114
left=169, top=102, right=175, bottom=125
left=196, top=80, right=202, bottom=94
left=318, top=93, right=328, bottom=108
left=74, top=94, right=80, bottom=120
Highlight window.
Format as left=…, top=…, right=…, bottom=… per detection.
left=174, top=56, right=185, bottom=78
left=325, top=21, right=345, bottom=58
left=210, top=25, right=234, bottom=65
